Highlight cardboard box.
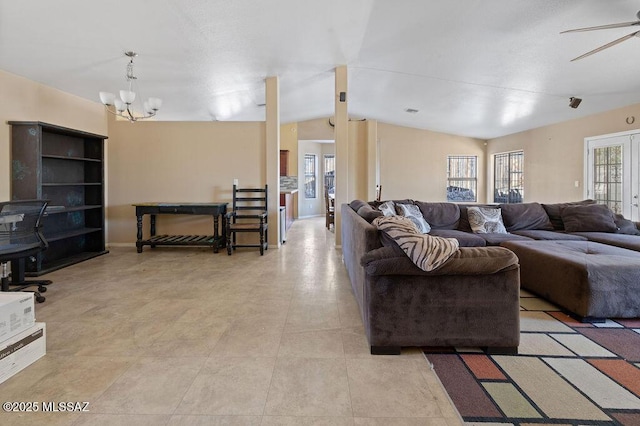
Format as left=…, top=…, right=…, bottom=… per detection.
left=0, top=293, right=35, bottom=342
left=0, top=322, right=46, bottom=384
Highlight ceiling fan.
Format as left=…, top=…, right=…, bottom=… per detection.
left=561, top=10, right=640, bottom=61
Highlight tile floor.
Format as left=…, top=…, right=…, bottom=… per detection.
left=0, top=217, right=462, bottom=425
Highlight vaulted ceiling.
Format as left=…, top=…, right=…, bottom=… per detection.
left=2, top=0, right=640, bottom=139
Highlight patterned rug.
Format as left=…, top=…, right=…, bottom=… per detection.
left=424, top=290, right=640, bottom=425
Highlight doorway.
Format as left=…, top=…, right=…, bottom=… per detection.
left=585, top=130, right=640, bottom=221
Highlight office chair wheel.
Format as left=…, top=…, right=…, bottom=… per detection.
left=35, top=294, right=46, bottom=303
left=38, top=285, right=47, bottom=293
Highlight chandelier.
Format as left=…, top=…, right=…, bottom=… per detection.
left=99, top=51, right=162, bottom=122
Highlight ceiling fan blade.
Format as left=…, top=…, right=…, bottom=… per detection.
left=570, top=30, right=640, bottom=61
left=561, top=20, right=640, bottom=33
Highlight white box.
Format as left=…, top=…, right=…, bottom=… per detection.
left=0, top=293, right=35, bottom=342
left=0, top=322, right=46, bottom=384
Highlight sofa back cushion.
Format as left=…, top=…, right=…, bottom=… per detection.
left=614, top=214, right=640, bottom=235
left=542, top=199, right=597, bottom=230
left=349, top=199, right=368, bottom=212
left=500, top=202, right=553, bottom=231
left=560, top=203, right=618, bottom=233
left=414, top=202, right=460, bottom=230
left=357, top=204, right=383, bottom=222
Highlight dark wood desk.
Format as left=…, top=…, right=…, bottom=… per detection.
left=133, top=203, right=228, bottom=253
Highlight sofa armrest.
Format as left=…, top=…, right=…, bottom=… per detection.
left=361, top=246, right=518, bottom=276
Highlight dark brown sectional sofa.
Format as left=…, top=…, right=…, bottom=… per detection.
left=342, top=201, right=521, bottom=355
left=342, top=198, right=640, bottom=354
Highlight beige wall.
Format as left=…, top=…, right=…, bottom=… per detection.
left=487, top=103, right=640, bottom=203
left=377, top=122, right=486, bottom=202
left=107, top=118, right=266, bottom=244
left=0, top=69, right=107, bottom=200
left=8, top=67, right=640, bottom=246
left=297, top=117, right=334, bottom=141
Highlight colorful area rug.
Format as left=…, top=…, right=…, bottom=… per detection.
left=424, top=290, right=640, bottom=425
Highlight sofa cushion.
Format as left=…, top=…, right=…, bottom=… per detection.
left=368, top=199, right=414, bottom=209
left=560, top=203, right=617, bottom=233
left=512, top=229, right=588, bottom=241
left=357, top=204, right=383, bottom=222
left=570, top=232, right=640, bottom=252
left=614, top=214, right=640, bottom=235
left=429, top=229, right=487, bottom=247
left=542, top=199, right=597, bottom=230
left=468, top=206, right=508, bottom=234
left=349, top=199, right=368, bottom=212
left=500, top=202, right=553, bottom=231
left=360, top=246, right=518, bottom=276
left=414, top=202, right=461, bottom=230
left=478, top=233, right=532, bottom=246
left=396, top=203, right=431, bottom=233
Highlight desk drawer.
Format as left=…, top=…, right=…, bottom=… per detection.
left=157, top=206, right=198, bottom=214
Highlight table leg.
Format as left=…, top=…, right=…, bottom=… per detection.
left=150, top=214, right=157, bottom=248
left=212, top=214, right=219, bottom=253
left=220, top=208, right=227, bottom=251
left=136, top=214, right=143, bottom=253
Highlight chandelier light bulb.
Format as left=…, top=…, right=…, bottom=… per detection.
left=99, top=91, right=115, bottom=106
left=119, top=90, right=136, bottom=105
left=114, top=99, right=127, bottom=113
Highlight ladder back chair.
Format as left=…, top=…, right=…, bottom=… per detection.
left=226, top=185, right=269, bottom=255
left=0, top=200, right=52, bottom=303
left=325, top=186, right=335, bottom=230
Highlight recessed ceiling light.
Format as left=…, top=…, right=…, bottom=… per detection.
left=405, top=108, right=419, bottom=114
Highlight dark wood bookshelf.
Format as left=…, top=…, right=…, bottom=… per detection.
left=9, top=121, right=108, bottom=276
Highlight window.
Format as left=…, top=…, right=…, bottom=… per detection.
left=447, top=156, right=477, bottom=202
left=592, top=144, right=623, bottom=214
left=494, top=151, right=524, bottom=203
left=304, top=154, right=316, bottom=199
left=324, top=154, right=335, bottom=193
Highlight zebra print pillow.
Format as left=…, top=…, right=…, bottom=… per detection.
left=467, top=206, right=507, bottom=234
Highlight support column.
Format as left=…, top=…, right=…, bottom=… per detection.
left=334, top=66, right=348, bottom=246
left=366, top=119, right=378, bottom=201
left=265, top=76, right=281, bottom=247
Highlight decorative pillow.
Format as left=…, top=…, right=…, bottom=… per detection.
left=396, top=203, right=431, bottom=233
left=560, top=204, right=618, bottom=233
left=467, top=206, right=508, bottom=234
left=378, top=200, right=396, bottom=217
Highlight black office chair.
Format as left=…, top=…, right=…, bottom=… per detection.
left=226, top=185, right=269, bottom=255
left=0, top=200, right=52, bottom=303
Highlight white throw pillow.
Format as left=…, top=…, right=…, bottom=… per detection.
left=396, top=203, right=431, bottom=234
left=467, top=206, right=507, bottom=234
left=378, top=200, right=396, bottom=217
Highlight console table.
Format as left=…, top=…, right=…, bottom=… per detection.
left=133, top=203, right=228, bottom=253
